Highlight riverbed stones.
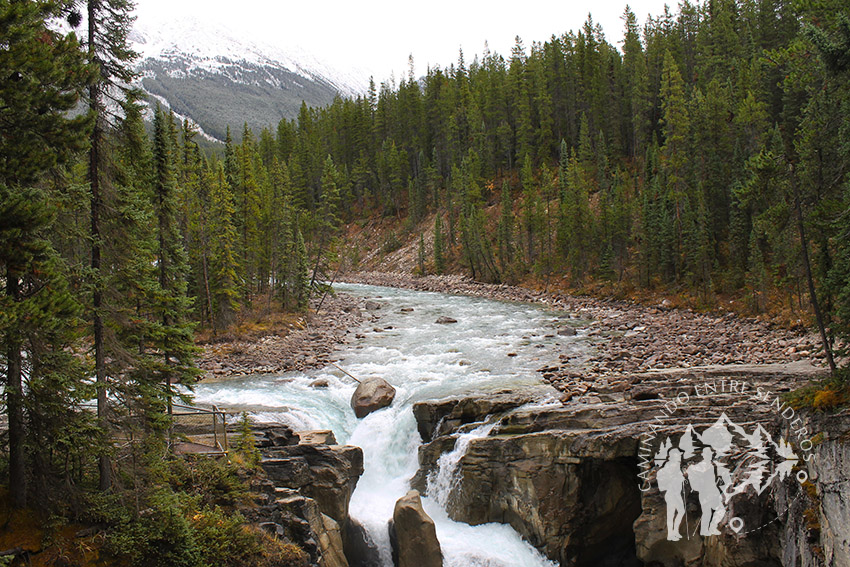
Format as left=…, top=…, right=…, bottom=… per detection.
left=196, top=293, right=364, bottom=380
left=351, top=377, right=397, bottom=418
left=390, top=490, right=442, bottom=567
left=341, top=271, right=827, bottom=382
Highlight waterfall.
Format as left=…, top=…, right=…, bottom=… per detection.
left=427, top=421, right=499, bottom=508
left=192, top=282, right=575, bottom=567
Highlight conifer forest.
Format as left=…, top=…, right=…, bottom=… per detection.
left=1, top=0, right=850, bottom=565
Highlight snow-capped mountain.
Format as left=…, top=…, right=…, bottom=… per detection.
left=130, top=14, right=369, bottom=143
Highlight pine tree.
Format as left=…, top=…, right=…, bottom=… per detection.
left=418, top=234, right=427, bottom=275
left=293, top=229, right=311, bottom=312
left=0, top=0, right=93, bottom=508
left=659, top=49, right=691, bottom=280
left=207, top=164, right=241, bottom=330
left=82, top=0, right=138, bottom=492
left=152, top=108, right=198, bottom=416
left=497, top=180, right=516, bottom=273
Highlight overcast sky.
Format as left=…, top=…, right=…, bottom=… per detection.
left=133, top=0, right=674, bottom=81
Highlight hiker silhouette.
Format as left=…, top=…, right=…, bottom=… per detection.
left=686, top=447, right=725, bottom=536
left=656, top=447, right=686, bottom=541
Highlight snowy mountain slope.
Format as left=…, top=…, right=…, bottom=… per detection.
left=130, top=15, right=369, bottom=142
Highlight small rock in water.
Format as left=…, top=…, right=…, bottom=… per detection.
left=351, top=377, right=396, bottom=418
left=310, top=378, right=330, bottom=389
left=435, top=316, right=458, bottom=324
left=507, top=352, right=518, bottom=357
left=400, top=307, right=415, bottom=313
left=557, top=327, right=577, bottom=337
left=365, top=300, right=382, bottom=311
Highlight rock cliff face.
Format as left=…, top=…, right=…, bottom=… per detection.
left=254, top=428, right=373, bottom=567
left=411, top=364, right=849, bottom=567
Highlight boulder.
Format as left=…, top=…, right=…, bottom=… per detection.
left=557, top=327, right=577, bottom=336
left=350, top=378, right=396, bottom=418
left=364, top=300, right=382, bottom=311
left=390, top=490, right=442, bottom=567
left=435, top=316, right=458, bottom=324
left=256, top=425, right=299, bottom=448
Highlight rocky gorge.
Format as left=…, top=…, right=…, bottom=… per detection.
left=409, top=363, right=849, bottom=567
left=198, top=275, right=848, bottom=567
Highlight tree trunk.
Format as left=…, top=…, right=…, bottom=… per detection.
left=201, top=250, right=214, bottom=334
left=89, top=0, right=111, bottom=493
left=6, top=272, right=26, bottom=509
left=791, top=165, right=837, bottom=374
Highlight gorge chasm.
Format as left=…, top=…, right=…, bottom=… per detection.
left=196, top=281, right=849, bottom=567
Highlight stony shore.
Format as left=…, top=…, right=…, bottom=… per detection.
left=197, top=270, right=826, bottom=386
left=341, top=271, right=827, bottom=393
left=195, top=293, right=365, bottom=380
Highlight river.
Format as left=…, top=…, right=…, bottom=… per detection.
left=193, top=282, right=588, bottom=567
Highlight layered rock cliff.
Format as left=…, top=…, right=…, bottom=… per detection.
left=411, top=363, right=848, bottom=567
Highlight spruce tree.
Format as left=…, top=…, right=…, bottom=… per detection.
left=207, top=164, right=241, bottom=330
left=0, top=0, right=92, bottom=509
left=81, top=0, right=138, bottom=492
left=497, top=180, right=516, bottom=273
left=152, top=108, right=198, bottom=416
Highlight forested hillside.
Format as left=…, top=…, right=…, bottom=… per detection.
left=1, top=0, right=849, bottom=562
left=242, top=0, right=850, bottom=364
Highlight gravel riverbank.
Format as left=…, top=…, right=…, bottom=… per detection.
left=196, top=293, right=365, bottom=380
left=196, top=271, right=825, bottom=388
left=341, top=271, right=827, bottom=390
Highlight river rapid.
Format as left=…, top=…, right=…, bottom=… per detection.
left=193, top=282, right=588, bottom=567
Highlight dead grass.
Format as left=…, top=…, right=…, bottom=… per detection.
left=195, top=294, right=306, bottom=345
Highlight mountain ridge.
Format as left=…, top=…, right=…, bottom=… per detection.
left=129, top=15, right=369, bottom=142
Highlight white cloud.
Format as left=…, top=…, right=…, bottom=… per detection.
left=133, top=0, right=672, bottom=81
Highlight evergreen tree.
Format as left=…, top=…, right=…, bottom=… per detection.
left=0, top=0, right=93, bottom=509
left=497, top=180, right=516, bottom=273
left=207, top=164, right=241, bottom=330
left=152, top=108, right=198, bottom=415
left=293, top=229, right=311, bottom=312
left=418, top=234, right=427, bottom=275
left=81, top=0, right=138, bottom=492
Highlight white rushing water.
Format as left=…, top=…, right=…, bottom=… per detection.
left=193, top=283, right=586, bottom=567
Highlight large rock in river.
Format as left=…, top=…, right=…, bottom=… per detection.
left=351, top=377, right=396, bottom=418
left=390, top=490, right=442, bottom=567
